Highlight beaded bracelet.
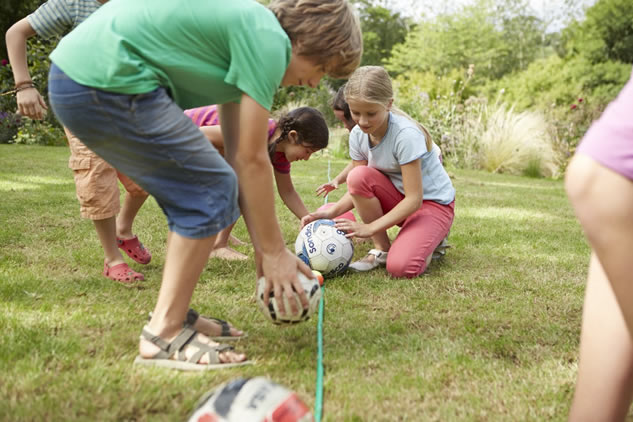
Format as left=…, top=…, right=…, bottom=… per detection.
left=15, top=84, right=36, bottom=92
left=14, top=80, right=34, bottom=89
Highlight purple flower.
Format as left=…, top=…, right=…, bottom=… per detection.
left=0, top=59, right=8, bottom=66
left=578, top=98, right=583, bottom=103
left=570, top=104, right=577, bottom=110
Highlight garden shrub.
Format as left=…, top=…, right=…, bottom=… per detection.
left=1, top=36, right=62, bottom=144
left=13, top=117, right=66, bottom=146
left=0, top=111, right=21, bottom=144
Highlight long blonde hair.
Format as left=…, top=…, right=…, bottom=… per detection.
left=343, top=66, right=432, bottom=152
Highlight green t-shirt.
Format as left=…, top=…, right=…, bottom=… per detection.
left=50, top=0, right=291, bottom=110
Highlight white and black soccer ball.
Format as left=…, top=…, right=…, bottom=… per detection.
left=256, top=272, right=321, bottom=325
left=188, top=377, right=314, bottom=422
left=295, top=219, right=354, bottom=278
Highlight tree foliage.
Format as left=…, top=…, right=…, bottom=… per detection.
left=562, top=0, right=633, bottom=63
left=386, top=0, right=546, bottom=80
left=0, top=0, right=46, bottom=59
left=354, top=0, right=410, bottom=66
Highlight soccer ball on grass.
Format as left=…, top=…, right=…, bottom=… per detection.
left=295, top=219, right=354, bottom=278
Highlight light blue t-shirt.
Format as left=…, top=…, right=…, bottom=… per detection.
left=348, top=112, right=455, bottom=205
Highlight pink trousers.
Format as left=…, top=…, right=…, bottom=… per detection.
left=347, top=166, right=455, bottom=278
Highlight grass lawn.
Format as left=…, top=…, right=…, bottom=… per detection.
left=0, top=144, right=589, bottom=421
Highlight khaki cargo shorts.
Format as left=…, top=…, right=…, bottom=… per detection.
left=65, top=128, right=147, bottom=220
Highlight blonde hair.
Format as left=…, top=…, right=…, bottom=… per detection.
left=344, top=66, right=433, bottom=151
left=269, top=0, right=362, bottom=78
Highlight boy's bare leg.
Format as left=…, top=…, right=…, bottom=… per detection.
left=116, top=192, right=148, bottom=239
left=93, top=217, right=126, bottom=267
left=566, top=154, right=633, bottom=420
left=139, top=232, right=246, bottom=363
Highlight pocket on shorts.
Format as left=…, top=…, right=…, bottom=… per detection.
left=68, top=156, right=91, bottom=171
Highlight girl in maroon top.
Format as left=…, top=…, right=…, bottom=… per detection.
left=185, top=106, right=329, bottom=260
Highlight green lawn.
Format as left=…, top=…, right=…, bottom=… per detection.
left=0, top=144, right=589, bottom=421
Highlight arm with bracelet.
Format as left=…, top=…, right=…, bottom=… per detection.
left=5, top=17, right=46, bottom=119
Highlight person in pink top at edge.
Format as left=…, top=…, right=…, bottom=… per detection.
left=185, top=104, right=352, bottom=261
left=565, top=69, right=633, bottom=421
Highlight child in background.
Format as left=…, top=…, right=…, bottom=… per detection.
left=565, top=70, right=633, bottom=421
left=5, top=0, right=151, bottom=284
left=185, top=105, right=329, bottom=261
left=47, top=0, right=362, bottom=369
left=315, top=86, right=356, bottom=198
left=302, top=66, right=455, bottom=278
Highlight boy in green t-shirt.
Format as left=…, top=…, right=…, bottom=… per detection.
left=48, top=0, right=362, bottom=370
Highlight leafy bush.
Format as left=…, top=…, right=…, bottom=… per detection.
left=486, top=54, right=629, bottom=167
left=0, top=36, right=62, bottom=138
left=13, top=117, right=66, bottom=146
left=0, top=57, right=17, bottom=117
left=393, top=67, right=562, bottom=178
left=0, top=111, right=21, bottom=144
left=489, top=55, right=630, bottom=112
left=393, top=66, right=481, bottom=168
left=272, top=80, right=339, bottom=127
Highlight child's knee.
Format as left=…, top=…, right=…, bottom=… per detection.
left=565, top=155, right=596, bottom=208
left=347, top=166, right=377, bottom=195
left=386, top=256, right=427, bottom=279
left=347, top=166, right=368, bottom=186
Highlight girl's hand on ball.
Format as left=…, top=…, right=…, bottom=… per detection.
left=335, top=219, right=373, bottom=238
left=300, top=210, right=329, bottom=228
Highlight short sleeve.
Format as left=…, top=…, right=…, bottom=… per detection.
left=224, top=13, right=291, bottom=111
left=27, top=0, right=74, bottom=38
left=272, top=152, right=291, bottom=174
left=394, top=127, right=427, bottom=165
left=348, top=127, right=367, bottom=161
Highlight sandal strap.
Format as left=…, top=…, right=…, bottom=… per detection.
left=187, top=339, right=234, bottom=364
left=207, top=317, right=231, bottom=337
left=167, top=326, right=198, bottom=361
left=147, top=308, right=199, bottom=327
left=140, top=327, right=172, bottom=357
left=185, top=308, right=199, bottom=326
left=368, top=249, right=385, bottom=257
left=141, top=325, right=235, bottom=364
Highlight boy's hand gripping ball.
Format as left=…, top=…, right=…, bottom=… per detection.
left=256, top=271, right=322, bottom=325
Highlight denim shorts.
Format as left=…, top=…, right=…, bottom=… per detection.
left=48, top=63, right=240, bottom=238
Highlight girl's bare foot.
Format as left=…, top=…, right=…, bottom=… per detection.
left=209, top=246, right=248, bottom=261
left=228, top=234, right=247, bottom=246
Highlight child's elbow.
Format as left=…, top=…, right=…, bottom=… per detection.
left=6, top=18, right=34, bottom=45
